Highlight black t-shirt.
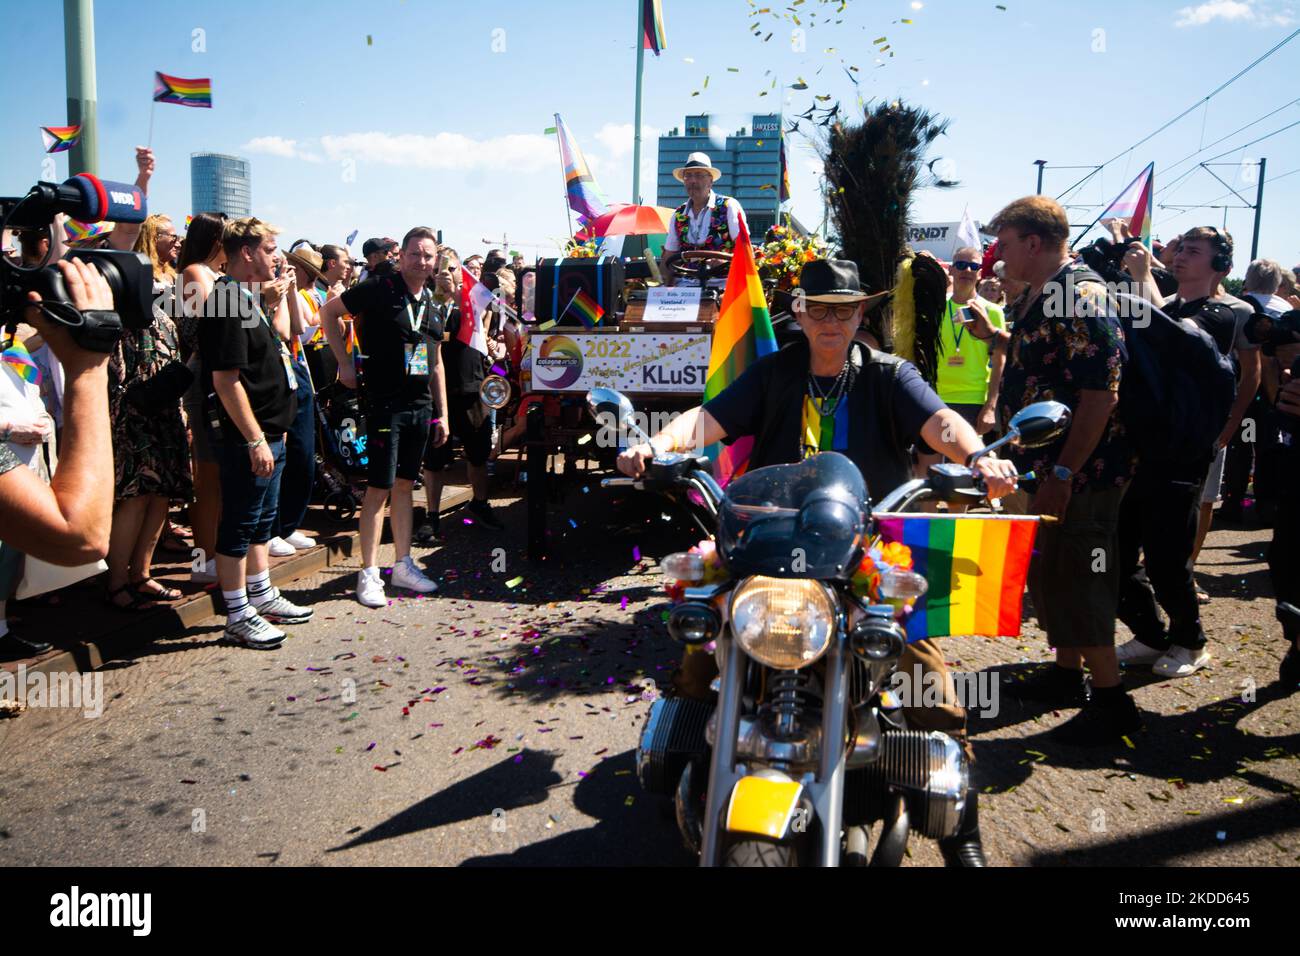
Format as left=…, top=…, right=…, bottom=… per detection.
left=198, top=277, right=297, bottom=441
left=438, top=299, right=488, bottom=395
left=341, top=274, right=444, bottom=409
left=704, top=340, right=944, bottom=501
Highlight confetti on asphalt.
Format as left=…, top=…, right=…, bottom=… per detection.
left=506, top=576, right=524, bottom=588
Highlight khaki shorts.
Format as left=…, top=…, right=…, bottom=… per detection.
left=1023, top=484, right=1128, bottom=649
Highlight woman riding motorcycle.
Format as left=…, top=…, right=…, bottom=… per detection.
left=618, top=258, right=1019, bottom=865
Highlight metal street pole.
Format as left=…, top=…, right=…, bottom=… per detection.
left=63, top=0, right=98, bottom=176
left=1250, top=157, right=1266, bottom=262
left=632, top=0, right=646, bottom=205
left=1034, top=160, right=1047, bottom=196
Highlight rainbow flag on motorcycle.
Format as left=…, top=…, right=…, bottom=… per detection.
left=873, top=513, right=1038, bottom=641
left=703, top=219, right=777, bottom=486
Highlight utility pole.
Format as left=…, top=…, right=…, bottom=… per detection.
left=63, top=0, right=98, bottom=176
left=1250, top=157, right=1266, bottom=262
left=1034, top=159, right=1047, bottom=195
left=631, top=0, right=646, bottom=205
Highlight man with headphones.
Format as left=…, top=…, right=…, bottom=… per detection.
left=1114, top=226, right=1259, bottom=678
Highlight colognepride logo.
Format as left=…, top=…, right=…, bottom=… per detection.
left=533, top=335, right=583, bottom=389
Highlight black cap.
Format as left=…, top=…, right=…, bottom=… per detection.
left=362, top=237, right=398, bottom=257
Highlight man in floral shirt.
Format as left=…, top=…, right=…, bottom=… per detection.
left=991, top=196, right=1140, bottom=747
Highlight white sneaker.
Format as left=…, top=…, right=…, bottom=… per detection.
left=284, top=531, right=315, bottom=550
left=1152, top=645, right=1212, bottom=678
left=268, top=536, right=297, bottom=557
left=1115, top=638, right=1165, bottom=665
left=391, top=555, right=438, bottom=594
left=191, top=558, right=218, bottom=584
left=357, top=567, right=387, bottom=608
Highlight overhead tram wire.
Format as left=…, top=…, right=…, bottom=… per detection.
left=1053, top=27, right=1300, bottom=203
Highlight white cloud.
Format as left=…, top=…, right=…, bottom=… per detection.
left=592, top=123, right=661, bottom=159
left=242, top=136, right=323, bottom=163
left=318, top=131, right=557, bottom=172
left=1174, top=0, right=1294, bottom=26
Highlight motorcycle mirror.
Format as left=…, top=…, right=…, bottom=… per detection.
left=480, top=374, right=511, bottom=410
left=586, top=387, right=651, bottom=444
left=1007, top=401, right=1072, bottom=448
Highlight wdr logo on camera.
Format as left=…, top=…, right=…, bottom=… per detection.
left=49, top=886, right=151, bottom=936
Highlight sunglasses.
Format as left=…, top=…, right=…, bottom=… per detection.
left=951, top=261, right=980, bottom=272
left=803, top=302, right=860, bottom=323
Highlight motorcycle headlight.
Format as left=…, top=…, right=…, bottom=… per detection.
left=729, top=576, right=837, bottom=670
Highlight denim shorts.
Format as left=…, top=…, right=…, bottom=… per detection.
left=215, top=434, right=287, bottom=558
left=365, top=403, right=431, bottom=489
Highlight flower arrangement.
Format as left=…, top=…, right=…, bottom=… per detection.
left=851, top=540, right=918, bottom=612
left=565, top=237, right=599, bottom=259
left=664, top=539, right=729, bottom=603
left=754, top=223, right=828, bottom=291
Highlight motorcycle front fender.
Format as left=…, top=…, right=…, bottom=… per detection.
left=724, top=773, right=805, bottom=840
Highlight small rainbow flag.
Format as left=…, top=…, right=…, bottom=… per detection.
left=565, top=288, right=605, bottom=329
left=40, top=125, right=81, bottom=153
left=2, top=340, right=42, bottom=386
left=874, top=513, right=1039, bottom=641
left=642, top=0, right=667, bottom=55
left=64, top=218, right=107, bottom=242
left=703, top=219, right=777, bottom=485
left=555, top=113, right=608, bottom=227
left=153, top=72, right=213, bottom=108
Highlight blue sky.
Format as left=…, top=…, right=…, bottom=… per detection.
left=3, top=0, right=1298, bottom=273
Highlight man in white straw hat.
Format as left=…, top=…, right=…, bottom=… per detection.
left=662, top=151, right=750, bottom=286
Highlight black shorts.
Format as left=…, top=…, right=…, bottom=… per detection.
left=365, top=402, right=431, bottom=489
left=424, top=393, right=493, bottom=472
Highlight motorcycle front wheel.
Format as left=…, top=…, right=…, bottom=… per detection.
left=722, top=839, right=798, bottom=867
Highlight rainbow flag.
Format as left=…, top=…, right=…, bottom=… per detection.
left=1097, top=161, right=1154, bottom=249
left=64, top=218, right=107, bottom=242
left=554, top=113, right=608, bottom=227
left=40, top=125, right=81, bottom=153
left=875, top=514, right=1038, bottom=641
left=565, top=288, right=605, bottom=329
left=153, top=72, right=213, bottom=108
left=704, top=219, right=777, bottom=485
left=2, top=341, right=42, bottom=386
left=642, top=0, right=667, bottom=55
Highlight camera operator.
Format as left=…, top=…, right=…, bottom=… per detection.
left=1113, top=226, right=1258, bottom=677
left=1272, top=365, right=1300, bottom=687
left=0, top=259, right=114, bottom=572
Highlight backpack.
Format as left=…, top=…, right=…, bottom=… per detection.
left=1108, top=285, right=1236, bottom=468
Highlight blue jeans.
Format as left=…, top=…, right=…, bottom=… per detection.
left=215, top=435, right=287, bottom=558
left=277, top=363, right=316, bottom=538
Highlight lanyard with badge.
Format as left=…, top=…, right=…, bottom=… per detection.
left=947, top=301, right=967, bottom=366
left=225, top=276, right=297, bottom=389
left=404, top=288, right=431, bottom=376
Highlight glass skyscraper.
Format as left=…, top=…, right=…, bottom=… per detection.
left=190, top=152, right=251, bottom=218
left=656, top=114, right=783, bottom=238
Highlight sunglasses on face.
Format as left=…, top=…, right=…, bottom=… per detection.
left=951, top=261, right=980, bottom=272
left=803, top=303, right=860, bottom=323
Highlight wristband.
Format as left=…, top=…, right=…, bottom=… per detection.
left=246, top=435, right=266, bottom=451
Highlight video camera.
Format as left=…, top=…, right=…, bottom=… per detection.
left=1246, top=309, right=1300, bottom=437
left=1079, top=236, right=1177, bottom=295
left=1, top=174, right=155, bottom=352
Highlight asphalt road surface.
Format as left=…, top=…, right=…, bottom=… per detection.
left=1, top=490, right=1297, bottom=866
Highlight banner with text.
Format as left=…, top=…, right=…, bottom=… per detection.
left=529, top=332, right=712, bottom=393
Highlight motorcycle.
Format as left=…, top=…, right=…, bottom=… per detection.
left=588, top=388, right=1072, bottom=867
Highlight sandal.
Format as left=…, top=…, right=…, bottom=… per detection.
left=1195, top=585, right=1211, bottom=605
left=105, top=584, right=160, bottom=612
left=132, top=577, right=183, bottom=601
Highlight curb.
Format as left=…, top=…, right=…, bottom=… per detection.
left=5, top=487, right=474, bottom=680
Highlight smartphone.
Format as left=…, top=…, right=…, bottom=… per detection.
left=958, top=307, right=975, bottom=324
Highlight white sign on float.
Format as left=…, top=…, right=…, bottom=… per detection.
left=643, top=286, right=702, bottom=322
left=906, top=220, right=990, bottom=262
left=528, top=333, right=712, bottom=394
